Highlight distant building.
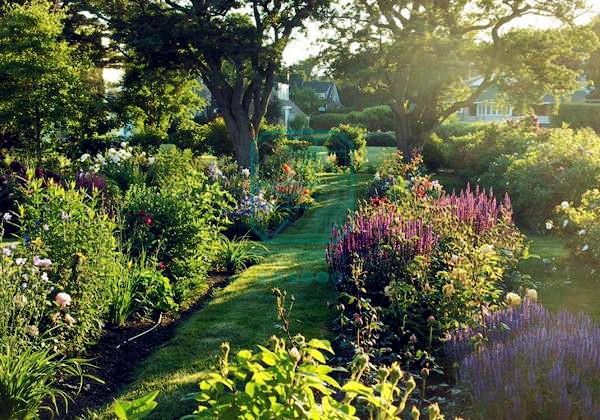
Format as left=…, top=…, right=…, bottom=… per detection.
left=290, top=78, right=343, bottom=112
left=455, top=76, right=592, bottom=125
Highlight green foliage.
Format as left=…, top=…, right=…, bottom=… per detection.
left=502, top=127, right=600, bottom=228
left=0, top=0, right=102, bottom=160
left=291, top=87, right=323, bottom=115
left=310, top=113, right=349, bottom=130
left=114, top=391, right=159, bottom=420
left=0, top=341, right=88, bottom=419
left=364, top=131, right=396, bottom=147
left=290, top=114, right=309, bottom=130
left=324, top=124, right=367, bottom=170
left=18, top=177, right=123, bottom=353
left=106, top=255, right=177, bottom=327
left=327, top=0, right=596, bottom=152
left=347, top=106, right=393, bottom=132
left=555, top=189, right=600, bottom=272
left=217, top=235, right=267, bottom=274
left=554, top=103, right=600, bottom=133
left=200, top=117, right=234, bottom=157
left=120, top=167, right=233, bottom=301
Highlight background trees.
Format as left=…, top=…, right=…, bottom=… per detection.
left=326, top=0, right=597, bottom=157
left=93, top=0, right=331, bottom=167
left=0, top=0, right=102, bottom=161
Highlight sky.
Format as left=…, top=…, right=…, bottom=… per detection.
left=281, top=1, right=600, bottom=65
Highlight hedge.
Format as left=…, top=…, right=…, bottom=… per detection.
left=553, top=103, right=600, bottom=133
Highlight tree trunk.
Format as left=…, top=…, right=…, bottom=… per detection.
left=394, top=114, right=415, bottom=162
left=222, top=111, right=258, bottom=169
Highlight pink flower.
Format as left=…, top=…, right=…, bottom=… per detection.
left=54, top=292, right=71, bottom=308
left=33, top=256, right=52, bottom=268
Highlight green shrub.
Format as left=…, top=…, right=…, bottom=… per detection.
left=216, top=235, right=267, bottom=273
left=365, top=131, right=396, bottom=147
left=120, top=173, right=232, bottom=301
left=310, top=113, right=349, bottom=130
left=18, top=177, right=123, bottom=353
left=502, top=127, right=600, bottom=228
left=554, top=103, right=600, bottom=133
left=348, top=105, right=394, bottom=131
left=128, top=128, right=166, bottom=149
left=200, top=117, right=233, bottom=157
left=555, top=189, right=600, bottom=271
left=289, top=114, right=308, bottom=130
left=169, top=118, right=207, bottom=155
left=324, top=124, right=367, bottom=170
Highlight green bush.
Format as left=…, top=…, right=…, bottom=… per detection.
left=289, top=114, right=308, bottom=130
left=18, top=177, right=123, bottom=353
left=310, top=113, right=349, bottom=130
left=169, top=118, right=207, bottom=155
left=120, top=172, right=232, bottom=301
left=200, top=117, right=233, bottom=157
left=324, top=124, right=367, bottom=170
left=365, top=131, right=396, bottom=147
left=348, top=105, right=394, bottom=131
left=554, top=103, right=600, bottom=133
left=502, top=127, right=600, bottom=229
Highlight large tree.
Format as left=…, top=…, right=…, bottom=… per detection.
left=326, top=0, right=597, bottom=157
left=0, top=0, right=100, bottom=161
left=92, top=0, right=330, bottom=167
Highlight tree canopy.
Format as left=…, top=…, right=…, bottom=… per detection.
left=91, top=0, right=331, bottom=167
left=326, top=0, right=598, bottom=156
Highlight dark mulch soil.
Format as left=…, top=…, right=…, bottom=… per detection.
left=60, top=274, right=231, bottom=419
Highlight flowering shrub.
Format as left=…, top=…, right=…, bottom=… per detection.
left=17, top=176, right=123, bottom=353
left=121, top=172, right=232, bottom=301
left=446, top=301, right=600, bottom=419
left=324, top=124, right=367, bottom=171
left=554, top=190, right=600, bottom=270
left=79, top=142, right=150, bottom=192
left=328, top=157, right=526, bottom=357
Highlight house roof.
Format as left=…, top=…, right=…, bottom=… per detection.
left=304, top=81, right=334, bottom=95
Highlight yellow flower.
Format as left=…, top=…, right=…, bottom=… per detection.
left=442, top=283, right=455, bottom=298
left=505, top=292, right=521, bottom=306
left=525, top=288, right=538, bottom=302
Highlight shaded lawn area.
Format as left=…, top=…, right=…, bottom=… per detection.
left=309, top=145, right=396, bottom=173
left=89, top=173, right=369, bottom=419
left=521, top=232, right=600, bottom=320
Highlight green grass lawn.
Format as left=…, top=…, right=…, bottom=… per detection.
left=89, top=172, right=369, bottom=419
left=521, top=232, right=600, bottom=319
left=308, top=145, right=396, bottom=173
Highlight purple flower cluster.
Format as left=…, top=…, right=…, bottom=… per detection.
left=446, top=302, right=600, bottom=419
left=436, top=184, right=513, bottom=235
left=326, top=207, right=439, bottom=281
left=234, top=192, right=274, bottom=218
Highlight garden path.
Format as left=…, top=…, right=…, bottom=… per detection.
left=95, top=172, right=366, bottom=419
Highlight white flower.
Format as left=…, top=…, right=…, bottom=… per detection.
left=60, top=211, right=69, bottom=221
left=43, top=224, right=49, bottom=231
left=120, top=141, right=128, bottom=148
left=563, top=219, right=569, bottom=228
left=525, top=288, right=538, bottom=302
left=479, top=244, right=495, bottom=255
left=54, top=292, right=72, bottom=308
left=506, top=292, right=521, bottom=306
left=578, top=229, right=587, bottom=236
left=545, top=220, right=553, bottom=230
left=41, top=272, right=48, bottom=282
left=582, top=244, right=589, bottom=252
left=2, top=247, right=12, bottom=257
left=3, top=212, right=11, bottom=221
left=64, top=314, right=76, bottom=326
left=15, top=258, right=26, bottom=266
left=561, top=201, right=569, bottom=210
left=451, top=254, right=459, bottom=263
left=148, top=157, right=155, bottom=165
left=241, top=168, right=250, bottom=178
left=80, top=153, right=90, bottom=162
left=374, top=172, right=381, bottom=181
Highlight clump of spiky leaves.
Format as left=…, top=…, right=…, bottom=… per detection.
left=217, top=235, right=268, bottom=273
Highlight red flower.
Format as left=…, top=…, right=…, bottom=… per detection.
left=158, top=262, right=166, bottom=270
left=370, top=196, right=388, bottom=206
left=143, top=215, right=153, bottom=225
